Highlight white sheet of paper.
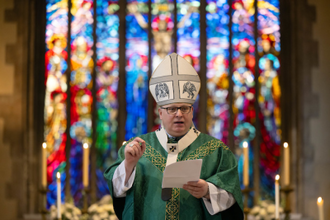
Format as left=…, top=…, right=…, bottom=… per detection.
left=162, top=159, right=203, bottom=188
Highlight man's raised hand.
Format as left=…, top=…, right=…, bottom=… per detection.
left=124, top=137, right=146, bottom=168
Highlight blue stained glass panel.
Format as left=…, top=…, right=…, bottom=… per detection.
left=95, top=0, right=120, bottom=199
left=206, top=0, right=230, bottom=145
left=125, top=2, right=149, bottom=139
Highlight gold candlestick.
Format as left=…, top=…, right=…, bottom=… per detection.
left=40, top=142, right=48, bottom=220
left=241, top=187, right=253, bottom=220
left=243, top=142, right=249, bottom=187
left=280, top=185, right=293, bottom=220
left=317, top=197, right=324, bottom=220
left=56, top=172, right=61, bottom=220
left=39, top=186, right=48, bottom=220
left=283, top=142, right=290, bottom=186
left=42, top=143, right=47, bottom=188
left=81, top=187, right=91, bottom=214
left=83, top=143, right=89, bottom=188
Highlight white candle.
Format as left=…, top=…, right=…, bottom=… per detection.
left=317, top=197, right=324, bottom=220
left=275, top=175, right=280, bottom=219
left=83, top=143, right=89, bottom=187
left=243, top=142, right=249, bottom=187
left=283, top=142, right=290, bottom=186
left=56, top=172, right=61, bottom=220
left=42, top=142, right=47, bottom=187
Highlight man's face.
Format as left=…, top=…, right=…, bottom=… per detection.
left=158, top=103, right=194, bottom=137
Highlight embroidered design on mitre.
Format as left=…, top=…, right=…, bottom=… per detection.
left=155, top=83, right=170, bottom=101
left=183, top=81, right=197, bottom=99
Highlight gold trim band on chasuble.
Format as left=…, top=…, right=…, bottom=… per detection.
left=140, top=139, right=228, bottom=220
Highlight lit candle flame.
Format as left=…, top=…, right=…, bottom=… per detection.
left=243, top=141, right=248, bottom=148
left=42, top=142, right=47, bottom=149
left=284, top=142, right=288, bottom=148
left=57, top=172, right=60, bottom=179
left=275, top=174, right=280, bottom=180
left=318, top=197, right=323, bottom=204
left=83, top=143, right=89, bottom=149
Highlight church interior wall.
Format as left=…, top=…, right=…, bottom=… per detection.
left=304, top=0, right=330, bottom=219
left=0, top=0, right=21, bottom=219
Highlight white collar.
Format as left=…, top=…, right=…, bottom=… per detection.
left=155, top=125, right=200, bottom=153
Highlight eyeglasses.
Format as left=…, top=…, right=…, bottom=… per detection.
left=161, top=106, right=192, bottom=115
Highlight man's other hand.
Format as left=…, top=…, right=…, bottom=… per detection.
left=183, top=179, right=210, bottom=199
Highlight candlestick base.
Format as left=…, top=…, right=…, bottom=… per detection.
left=39, top=186, right=48, bottom=220
left=243, top=207, right=251, bottom=218
left=280, top=185, right=294, bottom=220
left=241, top=187, right=253, bottom=220
left=81, top=187, right=91, bottom=214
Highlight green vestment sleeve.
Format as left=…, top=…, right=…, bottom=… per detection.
left=103, top=142, right=128, bottom=219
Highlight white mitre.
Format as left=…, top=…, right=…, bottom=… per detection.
left=149, top=53, right=201, bottom=106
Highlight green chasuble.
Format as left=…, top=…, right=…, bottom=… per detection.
left=104, top=132, right=244, bottom=220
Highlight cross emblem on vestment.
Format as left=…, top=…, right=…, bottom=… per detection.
left=169, top=145, right=177, bottom=152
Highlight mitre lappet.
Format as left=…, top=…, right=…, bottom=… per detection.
left=149, top=53, right=201, bottom=105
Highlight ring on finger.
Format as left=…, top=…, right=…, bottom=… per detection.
left=129, top=144, right=134, bottom=148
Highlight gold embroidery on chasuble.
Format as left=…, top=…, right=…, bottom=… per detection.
left=178, top=139, right=228, bottom=161
left=142, top=143, right=166, bottom=172
left=165, top=188, right=180, bottom=220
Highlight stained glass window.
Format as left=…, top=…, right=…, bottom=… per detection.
left=206, top=0, right=230, bottom=144
left=231, top=0, right=256, bottom=191
left=44, top=0, right=281, bottom=207
left=125, top=1, right=149, bottom=139
left=69, top=0, right=94, bottom=205
left=45, top=0, right=68, bottom=207
left=257, top=0, right=281, bottom=199
left=205, top=0, right=281, bottom=199
left=95, top=0, right=120, bottom=199
left=177, top=1, right=200, bottom=70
